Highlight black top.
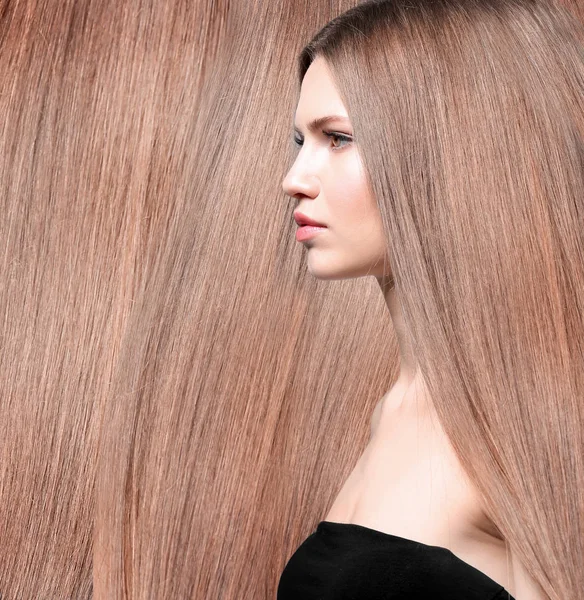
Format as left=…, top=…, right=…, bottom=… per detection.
left=277, top=520, right=516, bottom=600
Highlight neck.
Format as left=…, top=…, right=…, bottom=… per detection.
left=376, top=274, right=418, bottom=388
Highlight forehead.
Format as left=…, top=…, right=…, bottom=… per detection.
left=294, top=57, right=349, bottom=127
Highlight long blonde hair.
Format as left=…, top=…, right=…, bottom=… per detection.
left=2, top=0, right=582, bottom=598
left=297, top=0, right=584, bottom=597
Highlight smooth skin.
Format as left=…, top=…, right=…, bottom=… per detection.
left=283, top=56, right=544, bottom=599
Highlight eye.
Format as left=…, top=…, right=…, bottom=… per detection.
left=292, top=131, right=353, bottom=151
left=324, top=131, right=352, bottom=151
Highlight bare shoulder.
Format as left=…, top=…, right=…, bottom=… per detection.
left=356, top=386, right=514, bottom=591
left=356, top=383, right=546, bottom=598
left=365, top=398, right=502, bottom=547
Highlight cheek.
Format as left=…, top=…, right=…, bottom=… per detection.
left=332, top=176, right=378, bottom=234
left=335, top=156, right=374, bottom=218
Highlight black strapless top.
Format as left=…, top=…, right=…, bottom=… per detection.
left=277, top=520, right=516, bottom=599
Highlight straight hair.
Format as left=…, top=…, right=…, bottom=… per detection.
left=297, top=0, right=584, bottom=597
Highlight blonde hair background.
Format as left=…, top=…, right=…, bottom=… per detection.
left=1, top=0, right=391, bottom=597
left=0, top=0, right=582, bottom=598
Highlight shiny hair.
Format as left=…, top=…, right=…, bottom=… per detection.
left=0, top=0, right=225, bottom=597
left=297, top=0, right=584, bottom=598
left=2, top=0, right=582, bottom=598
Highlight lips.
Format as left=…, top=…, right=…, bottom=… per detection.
left=293, top=212, right=327, bottom=228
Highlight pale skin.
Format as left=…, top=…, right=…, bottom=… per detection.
left=282, top=56, right=544, bottom=599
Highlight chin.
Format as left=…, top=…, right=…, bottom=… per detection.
left=305, top=248, right=384, bottom=280
left=306, top=261, right=368, bottom=281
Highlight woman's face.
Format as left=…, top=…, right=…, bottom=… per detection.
left=282, top=56, right=387, bottom=280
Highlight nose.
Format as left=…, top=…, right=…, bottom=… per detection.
left=281, top=167, right=319, bottom=202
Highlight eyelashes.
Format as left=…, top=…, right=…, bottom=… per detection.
left=293, top=131, right=353, bottom=151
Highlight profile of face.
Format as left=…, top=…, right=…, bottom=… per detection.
left=282, top=56, right=388, bottom=280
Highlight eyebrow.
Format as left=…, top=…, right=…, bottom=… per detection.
left=293, top=114, right=351, bottom=134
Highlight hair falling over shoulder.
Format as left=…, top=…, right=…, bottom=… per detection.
left=0, top=0, right=582, bottom=598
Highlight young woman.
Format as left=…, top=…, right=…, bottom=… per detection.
left=278, top=0, right=584, bottom=598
